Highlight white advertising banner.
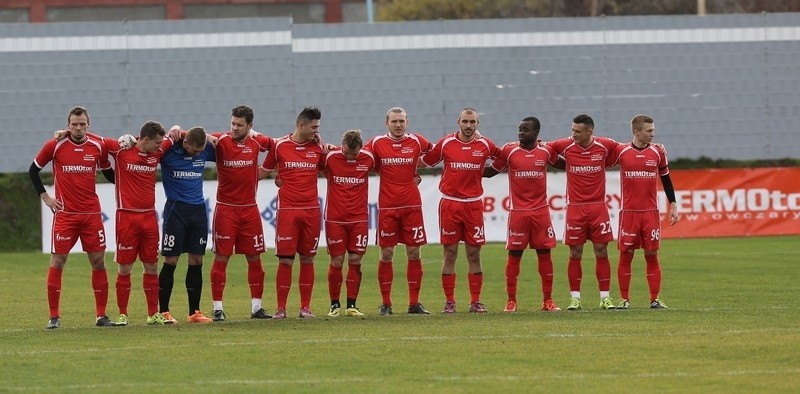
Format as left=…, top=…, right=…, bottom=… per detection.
left=41, top=173, right=623, bottom=253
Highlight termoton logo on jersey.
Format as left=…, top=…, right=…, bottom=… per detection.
left=381, top=158, right=413, bottom=165
left=60, top=165, right=94, bottom=173
left=126, top=163, right=155, bottom=173
left=449, top=162, right=481, bottom=170
left=569, top=165, right=602, bottom=174
left=332, top=176, right=365, bottom=185
left=513, top=170, right=544, bottom=178
left=284, top=162, right=316, bottom=169
left=222, top=159, right=253, bottom=168
left=624, top=171, right=656, bottom=179
left=171, top=171, right=203, bottom=179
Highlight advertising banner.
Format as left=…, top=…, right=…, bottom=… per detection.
left=40, top=168, right=798, bottom=252
left=659, top=168, right=800, bottom=238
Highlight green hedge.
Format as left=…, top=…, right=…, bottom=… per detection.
left=0, top=173, right=40, bottom=251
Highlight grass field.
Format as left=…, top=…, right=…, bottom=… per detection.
left=1, top=236, right=798, bottom=392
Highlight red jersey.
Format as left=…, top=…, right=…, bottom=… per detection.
left=33, top=137, right=111, bottom=214
left=547, top=136, right=618, bottom=205
left=213, top=132, right=274, bottom=207
left=364, top=133, right=432, bottom=209
left=422, top=132, right=498, bottom=200
left=609, top=143, right=669, bottom=211
left=105, top=137, right=172, bottom=211
left=323, top=149, right=375, bottom=223
left=491, top=142, right=558, bottom=210
left=261, top=135, right=324, bottom=209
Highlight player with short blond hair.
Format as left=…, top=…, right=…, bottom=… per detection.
left=608, top=114, right=678, bottom=309
left=363, top=107, right=434, bottom=315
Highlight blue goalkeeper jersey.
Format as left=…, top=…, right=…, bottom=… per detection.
left=160, top=140, right=215, bottom=204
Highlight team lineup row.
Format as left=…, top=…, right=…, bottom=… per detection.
left=30, top=105, right=679, bottom=329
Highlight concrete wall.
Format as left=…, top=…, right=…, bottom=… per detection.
left=2, top=13, right=799, bottom=173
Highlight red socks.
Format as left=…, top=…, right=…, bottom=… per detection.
left=407, top=259, right=423, bottom=306
left=645, top=254, right=662, bottom=301
left=505, top=255, right=522, bottom=301
left=143, top=273, right=159, bottom=315
left=441, top=273, right=456, bottom=302
left=115, top=272, right=131, bottom=315
left=298, top=263, right=315, bottom=309
left=345, top=263, right=362, bottom=300
left=468, top=272, right=483, bottom=303
left=247, top=260, right=265, bottom=299
left=328, top=264, right=343, bottom=302
left=91, top=269, right=109, bottom=317
left=331, top=263, right=363, bottom=302
left=47, top=267, right=63, bottom=318
left=618, top=252, right=634, bottom=300
left=210, top=260, right=227, bottom=302
left=275, top=263, right=292, bottom=309
left=568, top=257, right=582, bottom=292
left=537, top=252, right=554, bottom=301
left=377, top=260, right=393, bottom=306
left=596, top=257, right=611, bottom=292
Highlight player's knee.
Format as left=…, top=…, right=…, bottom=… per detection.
left=330, top=255, right=345, bottom=267
left=380, top=247, right=395, bottom=262
left=406, top=246, right=421, bottom=260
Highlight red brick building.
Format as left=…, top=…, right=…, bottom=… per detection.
left=0, top=0, right=367, bottom=23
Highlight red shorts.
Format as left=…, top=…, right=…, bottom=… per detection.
left=275, top=208, right=321, bottom=257
left=506, top=207, right=556, bottom=250
left=51, top=212, right=107, bottom=254
left=438, top=198, right=485, bottom=246
left=212, top=204, right=265, bottom=256
left=115, top=210, right=159, bottom=264
left=325, top=221, right=368, bottom=257
left=376, top=207, right=427, bottom=248
left=563, top=203, right=613, bottom=246
left=617, top=210, right=661, bottom=252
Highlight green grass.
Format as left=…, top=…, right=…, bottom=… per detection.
left=1, top=236, right=799, bottom=392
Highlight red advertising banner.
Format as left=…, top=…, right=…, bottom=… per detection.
left=660, top=168, right=800, bottom=238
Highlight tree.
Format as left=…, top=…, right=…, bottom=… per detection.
left=376, top=0, right=800, bottom=21
left=377, top=0, right=552, bottom=21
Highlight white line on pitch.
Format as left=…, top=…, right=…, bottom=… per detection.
left=2, top=327, right=799, bottom=356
